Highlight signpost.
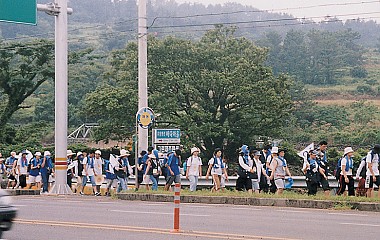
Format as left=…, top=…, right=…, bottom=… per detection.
left=152, top=129, right=181, bottom=152
left=0, top=0, right=37, bottom=25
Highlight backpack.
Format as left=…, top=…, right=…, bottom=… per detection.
left=334, top=158, right=342, bottom=180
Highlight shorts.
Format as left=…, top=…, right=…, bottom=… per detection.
left=28, top=175, right=41, bottom=184
left=274, top=178, right=285, bottom=189
left=251, top=179, right=260, bottom=191
left=367, top=175, right=380, bottom=188
left=166, top=174, right=181, bottom=186
left=8, top=174, right=16, bottom=181
left=144, top=175, right=152, bottom=184
left=319, top=176, right=330, bottom=191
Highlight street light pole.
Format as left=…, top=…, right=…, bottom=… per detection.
left=49, top=0, right=72, bottom=194
left=138, top=0, right=149, bottom=153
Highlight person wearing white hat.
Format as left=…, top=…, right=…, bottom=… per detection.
left=266, top=146, right=278, bottom=193
left=144, top=153, right=161, bottom=191
left=269, top=148, right=292, bottom=195
left=27, top=152, right=42, bottom=190
left=115, top=150, right=130, bottom=193
left=186, top=147, right=202, bottom=192
left=93, top=150, right=104, bottom=195
left=40, top=151, right=54, bottom=193
left=337, top=147, right=355, bottom=196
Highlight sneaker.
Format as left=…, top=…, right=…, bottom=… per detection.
left=95, top=192, right=101, bottom=196
left=79, top=192, right=84, bottom=196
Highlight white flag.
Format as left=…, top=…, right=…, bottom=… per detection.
left=109, top=154, right=118, bottom=174
left=298, top=143, right=314, bottom=161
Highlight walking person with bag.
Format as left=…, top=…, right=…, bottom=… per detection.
left=5, top=152, right=17, bottom=189
left=144, top=153, right=160, bottom=191
left=41, top=151, right=54, bottom=193
left=80, top=150, right=98, bottom=196
left=269, top=148, right=292, bottom=195
left=337, top=147, right=355, bottom=196
left=115, top=149, right=130, bottom=193
left=236, top=145, right=254, bottom=193
left=205, top=148, right=228, bottom=192
left=365, top=144, right=380, bottom=198
left=186, top=147, right=202, bottom=192
left=17, top=151, right=29, bottom=189
left=252, top=151, right=269, bottom=194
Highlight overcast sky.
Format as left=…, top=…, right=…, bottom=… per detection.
left=174, top=0, right=380, bottom=21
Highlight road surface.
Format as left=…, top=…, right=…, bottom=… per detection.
left=3, top=194, right=380, bottom=240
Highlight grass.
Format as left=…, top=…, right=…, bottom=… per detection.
left=120, top=187, right=380, bottom=204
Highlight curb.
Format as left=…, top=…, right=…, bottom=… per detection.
left=6, top=189, right=41, bottom=196
left=116, top=193, right=380, bottom=212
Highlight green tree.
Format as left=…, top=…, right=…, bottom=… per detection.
left=0, top=40, right=54, bottom=142
left=92, top=26, right=294, bottom=157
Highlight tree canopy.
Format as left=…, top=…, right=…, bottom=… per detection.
left=86, top=26, right=294, bottom=157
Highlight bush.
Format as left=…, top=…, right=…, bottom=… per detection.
left=350, top=66, right=368, bottom=78
left=356, top=84, right=373, bottom=95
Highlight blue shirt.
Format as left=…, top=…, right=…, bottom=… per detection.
left=29, top=158, right=41, bottom=177
left=104, top=160, right=116, bottom=180
left=168, top=154, right=180, bottom=176
left=40, top=156, right=53, bottom=174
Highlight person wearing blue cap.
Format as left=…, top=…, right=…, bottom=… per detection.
left=236, top=145, right=254, bottom=193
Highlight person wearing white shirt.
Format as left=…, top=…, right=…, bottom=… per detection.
left=80, top=151, right=98, bottom=196
left=337, top=147, right=355, bottom=196
left=94, top=150, right=103, bottom=195
left=186, top=147, right=202, bottom=192
left=205, top=148, right=228, bottom=192
left=365, top=145, right=380, bottom=198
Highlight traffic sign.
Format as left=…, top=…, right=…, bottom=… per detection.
left=153, top=129, right=181, bottom=144
left=136, top=107, right=155, bottom=129
left=0, top=0, right=37, bottom=25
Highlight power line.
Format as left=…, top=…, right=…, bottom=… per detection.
left=148, top=0, right=380, bottom=27
left=150, top=16, right=380, bottom=35
left=149, top=11, right=380, bottom=29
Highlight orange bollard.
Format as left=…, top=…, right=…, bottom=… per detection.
left=172, top=183, right=181, bottom=233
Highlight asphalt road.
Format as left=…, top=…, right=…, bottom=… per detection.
left=3, top=195, right=380, bottom=240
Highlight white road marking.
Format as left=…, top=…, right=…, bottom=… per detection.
left=13, top=204, right=27, bottom=207
left=111, top=210, right=210, bottom=217
left=328, top=213, right=368, bottom=217
left=97, top=202, right=115, bottom=204
left=341, top=222, right=380, bottom=227
left=277, top=210, right=310, bottom=214
left=232, top=207, right=261, bottom=211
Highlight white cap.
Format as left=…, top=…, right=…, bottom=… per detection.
left=95, top=150, right=102, bottom=155
left=44, top=151, right=51, bottom=156
left=191, top=147, right=200, bottom=154
left=35, top=152, right=42, bottom=157
left=344, top=147, right=354, bottom=156
left=119, top=149, right=130, bottom=157
left=67, top=150, right=75, bottom=156
left=76, top=151, right=83, bottom=157
left=271, top=147, right=279, bottom=154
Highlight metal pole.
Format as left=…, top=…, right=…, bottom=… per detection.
left=171, top=183, right=181, bottom=233
left=138, top=0, right=148, bottom=154
left=49, top=0, right=72, bottom=194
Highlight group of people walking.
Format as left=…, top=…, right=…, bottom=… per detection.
left=1, top=141, right=379, bottom=198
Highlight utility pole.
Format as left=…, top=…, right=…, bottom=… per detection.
left=138, top=0, right=148, bottom=154
left=38, top=0, right=72, bottom=194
